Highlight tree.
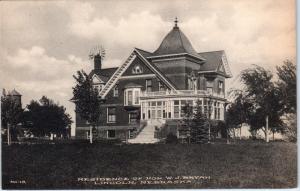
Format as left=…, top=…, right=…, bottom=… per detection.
left=276, top=60, right=296, bottom=113
left=181, top=103, right=194, bottom=144
left=226, top=90, right=253, bottom=140
left=72, top=70, right=102, bottom=143
left=240, top=65, right=283, bottom=142
left=24, top=96, right=72, bottom=137
left=190, top=100, right=209, bottom=144
left=283, top=113, right=296, bottom=142
left=1, top=95, right=23, bottom=145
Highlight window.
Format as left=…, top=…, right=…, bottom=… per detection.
left=151, top=109, right=156, bottom=119
left=146, top=79, right=152, bottom=92
left=174, top=100, right=179, bottom=118
left=107, top=107, right=116, bottom=123
left=134, top=90, right=139, bottom=104
left=218, top=81, right=224, bottom=93
left=206, top=87, right=213, bottom=94
left=129, top=112, right=138, bottom=124
left=163, top=110, right=166, bottom=118
left=158, top=81, right=165, bottom=91
left=206, top=80, right=213, bottom=94
left=113, top=85, right=118, bottom=97
left=107, top=130, right=115, bottom=138
left=132, top=65, right=143, bottom=74
left=214, top=107, right=217, bottom=119
left=124, top=88, right=141, bottom=106
left=188, top=78, right=197, bottom=90
left=174, top=106, right=179, bottom=118
left=180, top=100, right=186, bottom=118
left=128, top=90, right=133, bottom=105
left=157, top=110, right=162, bottom=118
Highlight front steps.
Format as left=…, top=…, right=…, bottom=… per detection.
left=128, top=119, right=165, bottom=144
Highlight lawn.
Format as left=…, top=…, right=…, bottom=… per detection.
left=1, top=140, right=297, bottom=189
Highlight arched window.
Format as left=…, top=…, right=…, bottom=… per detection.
left=132, top=65, right=143, bottom=74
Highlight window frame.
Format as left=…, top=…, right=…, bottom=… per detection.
left=124, top=88, right=141, bottom=106
left=158, top=81, right=165, bottom=91
left=107, top=130, right=116, bottom=138
left=132, top=65, right=143, bottom=74
left=113, top=85, right=119, bottom=97
left=107, top=107, right=117, bottom=123
left=146, top=79, right=152, bottom=92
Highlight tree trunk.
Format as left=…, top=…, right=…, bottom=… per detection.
left=265, top=115, right=269, bottom=143
left=89, top=126, right=93, bottom=144
left=273, top=131, right=275, bottom=141
left=7, top=123, right=11, bottom=146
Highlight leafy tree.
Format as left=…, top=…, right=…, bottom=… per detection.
left=240, top=65, right=283, bottom=142
left=72, top=70, right=102, bottom=143
left=276, top=60, right=296, bottom=113
left=1, top=95, right=23, bottom=145
left=283, top=113, right=297, bottom=142
left=23, top=96, right=72, bottom=137
left=226, top=90, right=253, bottom=140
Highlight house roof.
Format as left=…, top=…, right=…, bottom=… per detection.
left=91, top=67, right=118, bottom=82
left=134, top=49, right=177, bottom=90
left=198, top=50, right=232, bottom=78
left=198, top=50, right=224, bottom=71
left=153, top=25, right=199, bottom=57
left=135, top=48, right=152, bottom=58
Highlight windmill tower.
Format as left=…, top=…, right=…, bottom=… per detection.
left=89, top=45, right=105, bottom=70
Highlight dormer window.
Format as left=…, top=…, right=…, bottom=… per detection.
left=132, top=65, right=143, bottom=74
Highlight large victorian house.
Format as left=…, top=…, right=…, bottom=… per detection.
left=75, top=20, right=232, bottom=143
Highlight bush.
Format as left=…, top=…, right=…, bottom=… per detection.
left=165, top=133, right=178, bottom=144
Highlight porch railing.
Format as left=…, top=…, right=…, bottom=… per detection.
left=140, top=90, right=225, bottom=98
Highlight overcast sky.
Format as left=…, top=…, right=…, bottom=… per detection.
left=0, top=0, right=295, bottom=133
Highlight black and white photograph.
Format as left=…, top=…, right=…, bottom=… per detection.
left=0, top=0, right=297, bottom=189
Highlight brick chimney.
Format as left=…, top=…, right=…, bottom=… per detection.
left=94, top=54, right=102, bottom=70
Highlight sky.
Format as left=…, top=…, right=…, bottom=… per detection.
left=0, top=0, right=296, bottom=135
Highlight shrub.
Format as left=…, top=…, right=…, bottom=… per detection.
left=165, top=133, right=178, bottom=144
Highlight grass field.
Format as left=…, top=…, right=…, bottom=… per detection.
left=1, top=141, right=297, bottom=189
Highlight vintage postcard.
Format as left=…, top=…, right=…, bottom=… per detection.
left=0, top=0, right=297, bottom=189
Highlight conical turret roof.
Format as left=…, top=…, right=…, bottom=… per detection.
left=153, top=23, right=199, bottom=58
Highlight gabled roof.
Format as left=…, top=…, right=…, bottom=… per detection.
left=198, top=50, right=232, bottom=78
left=134, top=49, right=177, bottom=90
left=90, top=67, right=118, bottom=82
left=153, top=25, right=203, bottom=60
left=135, top=48, right=152, bottom=58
